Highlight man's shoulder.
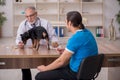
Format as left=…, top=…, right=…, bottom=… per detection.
left=39, top=17, right=52, bottom=27
left=40, top=18, right=48, bottom=23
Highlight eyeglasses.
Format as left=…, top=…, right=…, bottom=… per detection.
left=25, top=12, right=36, bottom=18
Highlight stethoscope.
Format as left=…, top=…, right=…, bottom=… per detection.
left=24, top=17, right=49, bottom=32
left=24, top=17, right=41, bottom=28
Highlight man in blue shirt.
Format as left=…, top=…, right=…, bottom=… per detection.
left=66, top=28, right=98, bottom=72
left=35, top=11, right=98, bottom=80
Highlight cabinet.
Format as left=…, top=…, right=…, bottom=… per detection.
left=82, top=0, right=104, bottom=37
left=13, top=0, right=104, bottom=43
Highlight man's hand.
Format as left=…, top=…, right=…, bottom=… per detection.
left=37, top=65, right=46, bottom=72
left=17, top=41, right=24, bottom=49
left=51, top=42, right=59, bottom=48
left=56, top=47, right=65, bottom=54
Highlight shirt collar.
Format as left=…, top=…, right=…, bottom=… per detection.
left=75, top=29, right=83, bottom=33
left=25, top=17, right=40, bottom=27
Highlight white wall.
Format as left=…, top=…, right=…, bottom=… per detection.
left=0, top=0, right=120, bottom=38
left=0, top=0, right=13, bottom=37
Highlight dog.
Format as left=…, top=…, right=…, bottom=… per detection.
left=20, top=26, right=50, bottom=51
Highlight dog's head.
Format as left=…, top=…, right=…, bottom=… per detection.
left=20, top=32, right=30, bottom=44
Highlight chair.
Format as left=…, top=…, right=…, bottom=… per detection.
left=77, top=54, right=104, bottom=80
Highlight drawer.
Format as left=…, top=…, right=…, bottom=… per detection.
left=103, top=56, right=120, bottom=67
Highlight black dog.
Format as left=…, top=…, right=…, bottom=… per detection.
left=20, top=26, right=50, bottom=51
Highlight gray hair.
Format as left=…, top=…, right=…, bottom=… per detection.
left=25, top=6, right=37, bottom=12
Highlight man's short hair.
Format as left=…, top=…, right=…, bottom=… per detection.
left=25, top=6, right=37, bottom=12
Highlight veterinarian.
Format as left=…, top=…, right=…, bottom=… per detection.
left=35, top=11, right=98, bottom=80
left=16, top=6, right=59, bottom=80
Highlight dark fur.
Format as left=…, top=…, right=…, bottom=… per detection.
left=20, top=26, right=50, bottom=50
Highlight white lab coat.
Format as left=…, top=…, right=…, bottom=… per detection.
left=16, top=17, right=58, bottom=45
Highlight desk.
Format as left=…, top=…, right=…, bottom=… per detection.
left=0, top=45, right=59, bottom=69
left=0, top=38, right=120, bottom=69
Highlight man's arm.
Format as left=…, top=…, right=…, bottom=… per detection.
left=37, top=49, right=72, bottom=72
left=16, top=21, right=26, bottom=48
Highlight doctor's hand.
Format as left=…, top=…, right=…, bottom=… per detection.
left=17, top=41, right=24, bottom=49
left=37, top=65, right=47, bottom=72
left=56, top=47, right=65, bottom=54
left=51, top=42, right=59, bottom=48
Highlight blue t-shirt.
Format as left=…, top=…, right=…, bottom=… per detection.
left=65, top=29, right=98, bottom=72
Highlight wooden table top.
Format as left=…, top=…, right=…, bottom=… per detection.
left=0, top=38, right=120, bottom=58
left=97, top=38, right=120, bottom=56
left=0, top=45, right=59, bottom=58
